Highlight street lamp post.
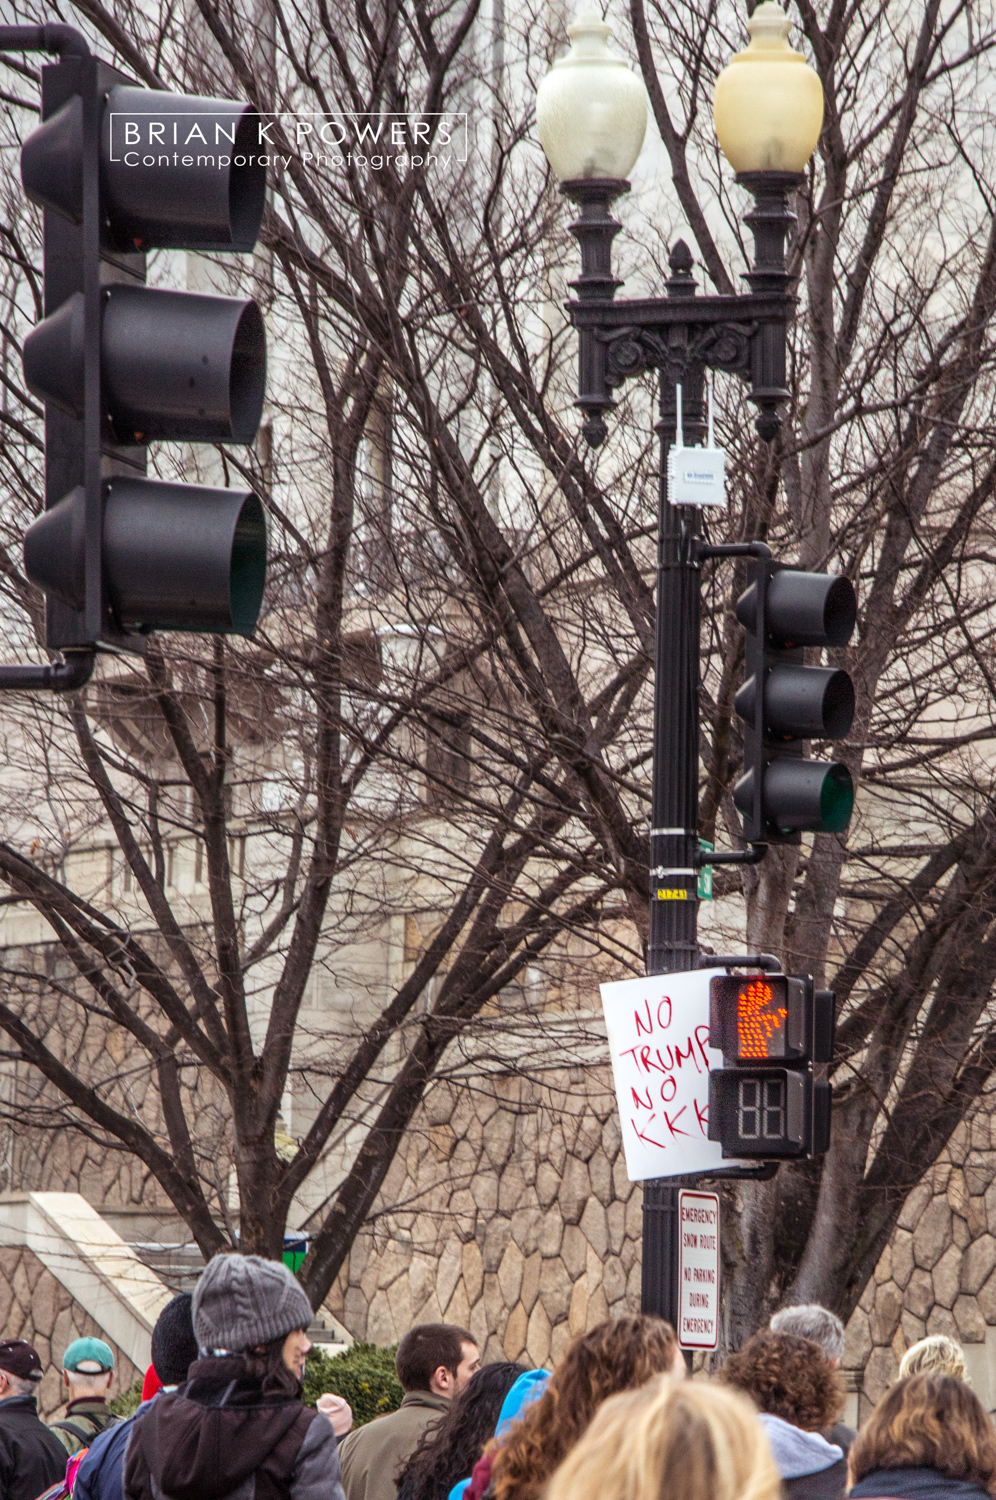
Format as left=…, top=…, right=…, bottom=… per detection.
left=538, top=2, right=824, bottom=1327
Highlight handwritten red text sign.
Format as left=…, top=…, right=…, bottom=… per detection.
left=599, top=968, right=736, bottom=1180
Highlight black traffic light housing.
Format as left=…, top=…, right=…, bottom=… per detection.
left=9, top=28, right=268, bottom=666
left=707, top=972, right=834, bottom=1159
left=734, top=561, right=857, bottom=844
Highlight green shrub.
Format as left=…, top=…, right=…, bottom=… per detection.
left=109, top=1377, right=144, bottom=1417
left=303, top=1341, right=403, bottom=1427
left=108, top=1343, right=402, bottom=1429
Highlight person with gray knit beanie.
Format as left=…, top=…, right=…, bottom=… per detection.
left=194, top=1253, right=315, bottom=1353
left=125, top=1254, right=346, bottom=1500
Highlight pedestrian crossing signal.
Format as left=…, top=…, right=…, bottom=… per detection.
left=707, top=972, right=834, bottom=1159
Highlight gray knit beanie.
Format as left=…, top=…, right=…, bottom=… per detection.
left=193, top=1253, right=313, bottom=1352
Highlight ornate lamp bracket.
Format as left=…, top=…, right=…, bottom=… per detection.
left=563, top=175, right=802, bottom=448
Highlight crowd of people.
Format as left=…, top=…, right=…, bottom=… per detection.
left=0, top=1255, right=990, bottom=1500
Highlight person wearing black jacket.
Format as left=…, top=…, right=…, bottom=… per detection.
left=124, top=1254, right=345, bottom=1500
left=849, top=1374, right=996, bottom=1500
left=75, top=1294, right=200, bottom=1500
left=0, top=1339, right=69, bottom=1500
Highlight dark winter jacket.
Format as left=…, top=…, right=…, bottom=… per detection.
left=0, top=1393, right=69, bottom=1500
left=825, top=1422, right=857, bottom=1460
left=784, top=1461, right=848, bottom=1500
left=759, top=1414, right=846, bottom=1500
left=123, top=1354, right=343, bottom=1500
left=849, top=1468, right=993, bottom=1500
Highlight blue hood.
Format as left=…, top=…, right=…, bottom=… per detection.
left=495, top=1369, right=550, bottom=1438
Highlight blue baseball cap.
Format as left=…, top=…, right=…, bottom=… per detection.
left=62, top=1337, right=114, bottom=1374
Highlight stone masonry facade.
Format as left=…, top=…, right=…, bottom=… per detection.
left=326, top=1068, right=636, bottom=1367
left=845, top=1112, right=996, bottom=1418
left=4, top=1059, right=996, bottom=1415
left=0, top=1245, right=141, bottom=1417
left=324, top=1067, right=996, bottom=1412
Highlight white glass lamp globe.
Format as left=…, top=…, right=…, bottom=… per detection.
left=713, top=1, right=824, bottom=174
left=536, top=8, right=648, bottom=182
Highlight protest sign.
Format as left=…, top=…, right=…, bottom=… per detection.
left=599, top=967, right=741, bottom=1180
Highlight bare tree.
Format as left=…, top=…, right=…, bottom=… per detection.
left=1, top=0, right=996, bottom=1338
left=0, top=0, right=649, bottom=1307
left=630, top=0, right=996, bottom=1339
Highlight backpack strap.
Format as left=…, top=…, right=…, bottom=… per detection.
left=51, top=1420, right=100, bottom=1445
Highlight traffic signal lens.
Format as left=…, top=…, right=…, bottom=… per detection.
left=101, top=480, right=266, bottom=635
left=736, top=978, right=788, bottom=1059
left=738, top=1075, right=786, bottom=1139
left=24, top=481, right=267, bottom=636
left=820, top=669, right=855, bottom=739
left=102, top=87, right=266, bottom=251
left=738, top=664, right=855, bottom=741
left=25, top=287, right=266, bottom=444
left=229, top=496, right=268, bottom=636
left=764, top=571, right=857, bottom=648
left=820, top=763, right=855, bottom=833
left=761, top=759, right=854, bottom=834
left=708, top=1068, right=807, bottom=1154
left=822, top=576, right=858, bottom=647
left=100, top=287, right=266, bottom=443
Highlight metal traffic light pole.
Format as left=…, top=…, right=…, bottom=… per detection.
left=563, top=180, right=803, bottom=1327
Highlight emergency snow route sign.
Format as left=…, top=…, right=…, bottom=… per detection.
left=678, top=1189, right=720, bottom=1350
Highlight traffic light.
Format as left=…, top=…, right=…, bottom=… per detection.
left=707, top=972, right=834, bottom=1159
left=734, top=561, right=857, bottom=844
left=17, top=43, right=267, bottom=653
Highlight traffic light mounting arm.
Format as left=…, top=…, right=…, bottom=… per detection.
left=0, top=26, right=96, bottom=692
left=0, top=25, right=90, bottom=58
left=696, top=952, right=781, bottom=971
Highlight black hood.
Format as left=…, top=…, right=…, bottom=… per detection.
left=128, top=1353, right=306, bottom=1500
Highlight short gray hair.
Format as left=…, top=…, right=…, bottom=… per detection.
left=770, top=1303, right=846, bottom=1362
left=2, top=1373, right=37, bottom=1397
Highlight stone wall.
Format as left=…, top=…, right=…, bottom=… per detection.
left=844, top=1114, right=996, bottom=1418
left=0, top=1244, right=142, bottom=1417
left=7, top=1051, right=996, bottom=1419
left=326, top=1067, right=996, bottom=1414
left=327, top=1066, right=639, bottom=1367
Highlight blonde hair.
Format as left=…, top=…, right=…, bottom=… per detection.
left=898, top=1336, right=967, bottom=1384
left=544, top=1375, right=781, bottom=1500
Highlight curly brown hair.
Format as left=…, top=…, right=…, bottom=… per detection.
left=849, top=1375, right=996, bottom=1495
left=490, top=1316, right=678, bottom=1500
left=719, top=1330, right=843, bottom=1431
